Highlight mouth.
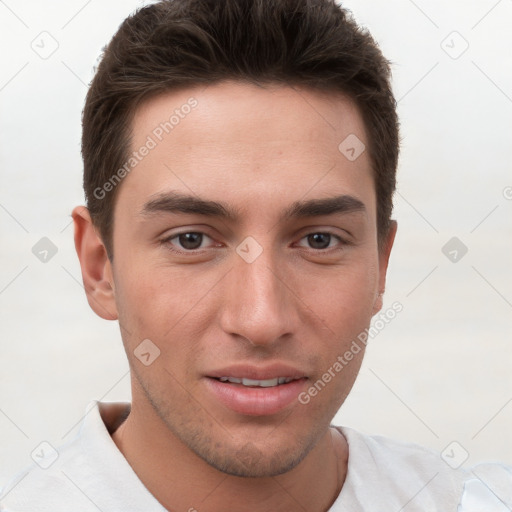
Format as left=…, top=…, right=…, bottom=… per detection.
left=214, top=376, right=299, bottom=387
left=204, top=365, right=308, bottom=416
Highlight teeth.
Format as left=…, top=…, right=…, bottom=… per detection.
left=219, top=377, right=242, bottom=384
left=218, top=377, right=295, bottom=387
left=243, top=377, right=278, bottom=387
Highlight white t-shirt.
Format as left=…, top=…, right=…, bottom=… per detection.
left=1, top=401, right=511, bottom=511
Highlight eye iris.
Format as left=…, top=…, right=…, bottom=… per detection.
left=308, top=233, right=331, bottom=249
left=179, top=232, right=203, bottom=250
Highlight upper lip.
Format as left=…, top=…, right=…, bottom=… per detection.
left=206, top=363, right=307, bottom=381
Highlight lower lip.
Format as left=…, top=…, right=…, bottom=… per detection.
left=204, top=378, right=307, bottom=416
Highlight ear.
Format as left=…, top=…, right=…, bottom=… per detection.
left=72, top=206, right=118, bottom=320
left=372, top=220, right=397, bottom=315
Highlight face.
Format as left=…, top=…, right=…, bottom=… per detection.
left=89, top=82, right=394, bottom=477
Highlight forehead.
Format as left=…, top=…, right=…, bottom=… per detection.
left=119, top=81, right=374, bottom=219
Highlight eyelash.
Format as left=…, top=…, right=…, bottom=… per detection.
left=162, top=232, right=217, bottom=252
left=161, top=231, right=348, bottom=253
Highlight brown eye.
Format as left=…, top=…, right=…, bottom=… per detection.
left=307, top=233, right=332, bottom=249
left=166, top=232, right=211, bottom=250
left=295, top=231, right=348, bottom=252
left=177, top=232, right=204, bottom=249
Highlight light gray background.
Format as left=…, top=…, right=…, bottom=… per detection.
left=1, top=0, right=511, bottom=486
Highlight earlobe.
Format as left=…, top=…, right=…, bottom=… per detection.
left=372, top=291, right=384, bottom=315
left=372, top=220, right=397, bottom=315
left=72, top=206, right=118, bottom=321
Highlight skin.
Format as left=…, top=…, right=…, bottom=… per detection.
left=73, top=81, right=396, bottom=512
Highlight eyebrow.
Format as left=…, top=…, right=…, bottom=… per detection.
left=283, top=194, right=366, bottom=219
left=141, top=192, right=239, bottom=220
left=140, top=191, right=366, bottom=221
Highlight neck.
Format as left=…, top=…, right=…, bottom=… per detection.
left=112, top=399, right=348, bottom=512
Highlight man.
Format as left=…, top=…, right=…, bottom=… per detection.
left=1, top=0, right=510, bottom=510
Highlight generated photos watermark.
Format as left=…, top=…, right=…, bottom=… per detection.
left=298, top=301, right=403, bottom=405
left=93, top=97, right=198, bottom=200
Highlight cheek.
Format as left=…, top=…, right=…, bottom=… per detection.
left=302, top=257, right=379, bottom=332
left=113, top=257, right=220, bottom=348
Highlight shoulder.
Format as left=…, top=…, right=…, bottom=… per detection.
left=334, top=426, right=512, bottom=510
left=0, top=435, right=93, bottom=512
left=339, top=426, right=462, bottom=476
left=0, top=401, right=138, bottom=512
left=459, top=462, right=512, bottom=510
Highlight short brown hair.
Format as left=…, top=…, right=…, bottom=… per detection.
left=82, top=0, right=399, bottom=259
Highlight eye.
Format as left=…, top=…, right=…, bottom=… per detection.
left=166, top=232, right=213, bottom=251
left=297, top=232, right=342, bottom=250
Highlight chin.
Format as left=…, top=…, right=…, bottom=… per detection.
left=196, top=439, right=310, bottom=478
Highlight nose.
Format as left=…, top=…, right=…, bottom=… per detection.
left=219, top=246, right=298, bottom=347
